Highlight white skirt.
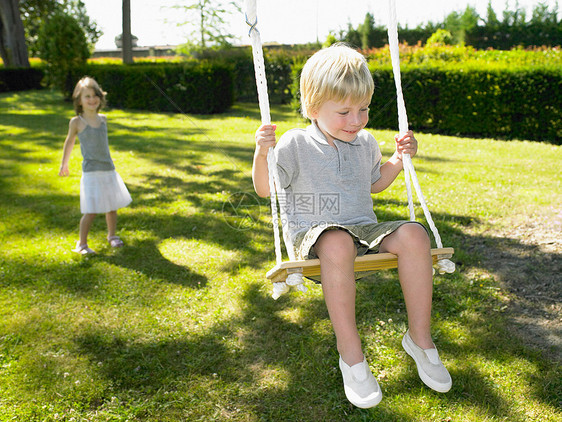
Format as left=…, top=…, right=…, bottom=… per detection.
left=80, top=170, right=132, bottom=214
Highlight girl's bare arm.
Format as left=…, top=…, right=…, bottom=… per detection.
left=59, top=118, right=80, bottom=176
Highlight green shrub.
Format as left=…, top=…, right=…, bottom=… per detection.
left=363, top=44, right=562, bottom=67
left=0, top=68, right=44, bottom=92
left=426, top=29, right=455, bottom=46
left=76, top=62, right=234, bottom=114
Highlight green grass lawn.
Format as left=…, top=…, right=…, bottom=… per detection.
left=0, top=89, right=560, bottom=421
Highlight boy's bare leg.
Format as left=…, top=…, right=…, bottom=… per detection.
left=315, top=230, right=364, bottom=366
left=379, top=223, right=434, bottom=349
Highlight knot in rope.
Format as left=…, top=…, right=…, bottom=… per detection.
left=245, top=13, right=259, bottom=36
left=271, top=273, right=307, bottom=300
left=286, top=273, right=305, bottom=286
left=436, top=258, right=456, bottom=274
left=271, top=282, right=290, bottom=300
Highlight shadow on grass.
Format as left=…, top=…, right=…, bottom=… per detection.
left=462, top=231, right=562, bottom=361
left=0, top=246, right=206, bottom=294
left=68, top=273, right=561, bottom=421
left=100, top=238, right=208, bottom=288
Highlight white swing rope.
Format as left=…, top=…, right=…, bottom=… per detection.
left=387, top=0, right=455, bottom=274
left=245, top=0, right=306, bottom=299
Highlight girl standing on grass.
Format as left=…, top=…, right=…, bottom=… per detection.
left=59, top=76, right=132, bottom=255
left=252, top=44, right=451, bottom=408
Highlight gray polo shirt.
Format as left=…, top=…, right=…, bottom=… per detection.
left=275, top=122, right=382, bottom=241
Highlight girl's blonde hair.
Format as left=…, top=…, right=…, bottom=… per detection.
left=300, top=43, right=374, bottom=119
left=72, top=76, right=107, bottom=115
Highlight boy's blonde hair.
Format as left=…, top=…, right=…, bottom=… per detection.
left=300, top=43, right=374, bottom=119
left=72, top=76, right=107, bottom=115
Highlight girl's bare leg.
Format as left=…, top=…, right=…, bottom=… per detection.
left=79, top=213, right=96, bottom=246
left=314, top=230, right=363, bottom=366
left=105, top=210, right=117, bottom=238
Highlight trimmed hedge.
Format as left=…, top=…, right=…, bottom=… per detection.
left=228, top=48, right=294, bottom=104
left=0, top=68, right=44, bottom=92
left=371, top=65, right=561, bottom=143
left=290, top=62, right=561, bottom=143
left=4, top=50, right=558, bottom=142
left=75, top=62, right=234, bottom=114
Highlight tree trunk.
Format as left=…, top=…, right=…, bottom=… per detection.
left=199, top=2, right=205, bottom=48
left=122, top=0, right=132, bottom=64
left=0, top=0, right=30, bottom=67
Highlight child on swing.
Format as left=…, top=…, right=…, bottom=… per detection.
left=59, top=77, right=132, bottom=254
left=252, top=44, right=451, bottom=408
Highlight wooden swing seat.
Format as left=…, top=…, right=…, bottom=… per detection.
left=266, top=247, right=454, bottom=283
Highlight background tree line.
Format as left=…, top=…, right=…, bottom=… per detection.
left=340, top=1, right=561, bottom=49
left=1, top=0, right=560, bottom=102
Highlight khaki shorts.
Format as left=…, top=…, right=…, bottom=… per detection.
left=293, top=221, right=428, bottom=282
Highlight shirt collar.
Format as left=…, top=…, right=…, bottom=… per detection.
left=307, top=121, right=330, bottom=145
left=307, top=121, right=363, bottom=146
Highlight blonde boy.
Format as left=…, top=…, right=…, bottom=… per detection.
left=253, top=44, right=451, bottom=408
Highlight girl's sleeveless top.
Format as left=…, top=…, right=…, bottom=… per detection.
left=78, top=116, right=115, bottom=172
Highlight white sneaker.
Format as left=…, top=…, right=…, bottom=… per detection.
left=402, top=330, right=452, bottom=392
left=339, top=356, right=382, bottom=408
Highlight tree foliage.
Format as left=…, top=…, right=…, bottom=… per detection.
left=20, top=0, right=101, bottom=56
left=443, top=6, right=479, bottom=44
left=342, top=13, right=388, bottom=49
left=339, top=1, right=561, bottom=50
left=37, top=11, right=90, bottom=97
left=467, top=1, right=561, bottom=49
left=170, top=0, right=241, bottom=54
